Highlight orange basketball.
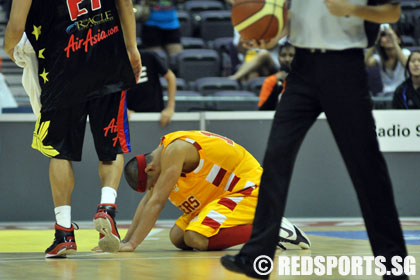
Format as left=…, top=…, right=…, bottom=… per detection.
left=231, top=0, right=287, bottom=41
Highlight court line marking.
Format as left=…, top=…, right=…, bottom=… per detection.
left=0, top=255, right=223, bottom=263
left=1, top=252, right=420, bottom=263
left=1, top=218, right=419, bottom=229
left=0, top=228, right=164, bottom=261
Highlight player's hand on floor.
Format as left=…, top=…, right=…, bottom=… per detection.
left=119, top=241, right=135, bottom=252
left=91, top=245, right=104, bottom=252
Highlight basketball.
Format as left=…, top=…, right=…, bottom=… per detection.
left=231, top=0, right=287, bottom=41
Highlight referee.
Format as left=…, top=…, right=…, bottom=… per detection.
left=221, top=0, right=409, bottom=279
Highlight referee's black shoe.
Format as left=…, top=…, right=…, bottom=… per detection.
left=221, top=254, right=269, bottom=279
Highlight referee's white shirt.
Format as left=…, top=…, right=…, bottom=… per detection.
left=289, top=0, right=375, bottom=50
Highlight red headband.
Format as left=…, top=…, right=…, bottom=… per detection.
left=135, top=154, right=147, bottom=193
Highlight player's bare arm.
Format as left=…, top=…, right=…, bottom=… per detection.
left=160, top=70, right=176, bottom=127
left=119, top=142, right=189, bottom=252
left=3, top=0, right=32, bottom=61
left=116, top=0, right=142, bottom=82
left=325, top=0, right=401, bottom=23
left=123, top=190, right=152, bottom=243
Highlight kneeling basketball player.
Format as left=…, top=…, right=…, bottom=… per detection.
left=120, top=130, right=311, bottom=251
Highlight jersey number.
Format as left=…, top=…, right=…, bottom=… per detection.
left=67, top=0, right=102, bottom=21
left=200, top=131, right=234, bottom=146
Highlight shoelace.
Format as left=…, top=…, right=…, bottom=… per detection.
left=71, top=222, right=79, bottom=230
left=277, top=242, right=287, bottom=250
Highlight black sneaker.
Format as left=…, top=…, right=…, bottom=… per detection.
left=279, top=217, right=311, bottom=249
left=221, top=254, right=269, bottom=279
left=45, top=223, right=78, bottom=258
left=93, top=203, right=120, bottom=252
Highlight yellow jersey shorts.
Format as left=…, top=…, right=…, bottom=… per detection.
left=175, top=192, right=258, bottom=238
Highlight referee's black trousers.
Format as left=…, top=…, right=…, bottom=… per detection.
left=240, top=48, right=408, bottom=277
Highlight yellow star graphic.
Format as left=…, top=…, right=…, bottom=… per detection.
left=40, top=68, right=49, bottom=83
left=38, top=48, right=45, bottom=59
left=32, top=118, right=60, bottom=157
left=32, top=25, right=42, bottom=41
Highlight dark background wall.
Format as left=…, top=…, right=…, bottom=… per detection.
left=0, top=112, right=419, bottom=222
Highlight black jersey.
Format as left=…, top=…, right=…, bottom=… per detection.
left=393, top=80, right=420, bottom=109
left=126, top=51, right=168, bottom=112
left=25, top=0, right=136, bottom=112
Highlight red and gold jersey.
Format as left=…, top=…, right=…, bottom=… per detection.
left=161, top=131, right=262, bottom=216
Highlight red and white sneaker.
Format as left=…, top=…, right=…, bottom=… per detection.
left=45, top=223, right=78, bottom=258
left=93, top=203, right=120, bottom=252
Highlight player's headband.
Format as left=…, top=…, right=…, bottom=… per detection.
left=135, top=154, right=147, bottom=193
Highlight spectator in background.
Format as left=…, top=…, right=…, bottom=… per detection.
left=127, top=50, right=176, bottom=127
left=229, top=31, right=282, bottom=82
left=258, top=42, right=295, bottom=110
left=365, top=24, right=410, bottom=97
left=141, top=0, right=183, bottom=57
left=392, top=50, right=420, bottom=109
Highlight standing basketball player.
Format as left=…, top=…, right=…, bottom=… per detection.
left=119, top=130, right=311, bottom=252
left=4, top=0, right=141, bottom=257
left=221, top=0, right=409, bottom=279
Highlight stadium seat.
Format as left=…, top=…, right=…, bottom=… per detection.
left=1, top=59, right=23, bottom=74
left=246, top=77, right=267, bottom=95
left=194, top=77, right=240, bottom=96
left=2, top=106, right=33, bottom=113
left=212, top=37, right=235, bottom=76
left=175, top=49, right=220, bottom=82
left=401, top=0, right=420, bottom=11
left=181, top=37, right=205, bottom=49
left=163, top=90, right=205, bottom=112
left=0, top=10, right=7, bottom=24
left=406, top=46, right=420, bottom=53
left=184, top=0, right=225, bottom=35
left=213, top=37, right=233, bottom=54
left=198, top=11, right=234, bottom=42
left=371, top=96, right=393, bottom=109
left=184, top=0, right=225, bottom=14
left=400, top=35, right=417, bottom=47
left=163, top=90, right=200, bottom=97
left=160, top=77, right=188, bottom=91
left=413, top=11, right=420, bottom=44
left=213, top=90, right=259, bottom=110
left=4, top=74, right=22, bottom=86
left=214, top=90, right=256, bottom=97
left=177, top=11, right=193, bottom=37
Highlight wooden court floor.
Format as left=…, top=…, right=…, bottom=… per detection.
left=0, top=219, right=419, bottom=280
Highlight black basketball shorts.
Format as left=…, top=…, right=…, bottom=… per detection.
left=32, top=91, right=131, bottom=161
left=141, top=25, right=181, bottom=47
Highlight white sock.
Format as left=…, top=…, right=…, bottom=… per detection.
left=100, top=186, right=117, bottom=204
left=54, top=205, right=71, bottom=228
